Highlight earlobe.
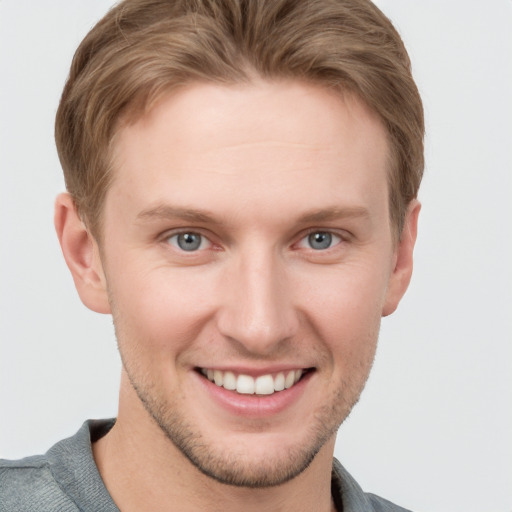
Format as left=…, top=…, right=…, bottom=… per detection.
left=54, top=193, right=111, bottom=314
left=382, top=199, right=421, bottom=317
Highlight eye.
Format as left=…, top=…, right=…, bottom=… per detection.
left=299, top=231, right=342, bottom=250
left=167, top=232, right=210, bottom=252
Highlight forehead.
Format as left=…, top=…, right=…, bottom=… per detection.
left=107, top=80, right=390, bottom=228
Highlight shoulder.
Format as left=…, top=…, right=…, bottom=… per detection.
left=0, top=455, right=78, bottom=512
left=366, top=493, right=413, bottom=512
left=332, top=458, right=414, bottom=512
left=0, top=419, right=117, bottom=512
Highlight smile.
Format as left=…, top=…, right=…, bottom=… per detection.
left=199, top=368, right=308, bottom=395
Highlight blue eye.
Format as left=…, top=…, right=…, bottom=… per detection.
left=168, top=232, right=208, bottom=251
left=301, top=231, right=341, bottom=250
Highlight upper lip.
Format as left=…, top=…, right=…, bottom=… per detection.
left=195, top=365, right=314, bottom=377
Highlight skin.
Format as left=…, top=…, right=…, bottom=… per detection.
left=55, top=79, right=420, bottom=512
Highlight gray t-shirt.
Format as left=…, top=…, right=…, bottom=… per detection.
left=0, top=419, right=412, bottom=511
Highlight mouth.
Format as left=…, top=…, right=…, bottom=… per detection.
left=196, top=367, right=313, bottom=396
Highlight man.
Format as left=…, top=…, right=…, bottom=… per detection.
left=0, top=0, right=423, bottom=510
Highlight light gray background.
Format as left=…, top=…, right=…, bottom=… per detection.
left=1, top=2, right=511, bottom=511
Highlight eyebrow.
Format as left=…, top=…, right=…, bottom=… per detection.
left=137, top=205, right=221, bottom=224
left=296, top=206, right=370, bottom=224
left=136, top=204, right=370, bottom=225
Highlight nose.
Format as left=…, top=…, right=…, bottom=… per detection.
left=216, top=249, right=299, bottom=355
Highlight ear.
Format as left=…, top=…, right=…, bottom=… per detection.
left=382, top=199, right=421, bottom=317
left=54, top=193, right=111, bottom=314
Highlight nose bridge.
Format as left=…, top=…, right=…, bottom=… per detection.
left=217, top=244, right=298, bottom=354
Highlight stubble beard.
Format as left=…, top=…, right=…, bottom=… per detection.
left=121, top=354, right=374, bottom=489
left=110, top=296, right=378, bottom=489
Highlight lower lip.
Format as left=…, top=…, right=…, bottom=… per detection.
left=194, top=371, right=314, bottom=418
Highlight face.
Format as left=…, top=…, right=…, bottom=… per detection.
left=91, top=80, right=410, bottom=487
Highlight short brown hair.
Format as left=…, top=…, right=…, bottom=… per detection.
left=55, top=0, right=424, bottom=239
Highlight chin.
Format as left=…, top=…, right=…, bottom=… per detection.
left=159, top=419, right=334, bottom=488
left=131, top=374, right=356, bottom=489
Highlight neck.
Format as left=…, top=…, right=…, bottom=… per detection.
left=93, top=382, right=337, bottom=512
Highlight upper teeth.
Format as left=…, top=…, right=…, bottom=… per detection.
left=201, top=368, right=303, bottom=395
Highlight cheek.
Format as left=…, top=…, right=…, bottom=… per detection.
left=296, top=263, right=388, bottom=358
left=107, top=265, right=217, bottom=354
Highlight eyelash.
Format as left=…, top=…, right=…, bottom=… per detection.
left=165, top=231, right=213, bottom=252
left=163, top=229, right=346, bottom=253
left=296, top=230, right=343, bottom=251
